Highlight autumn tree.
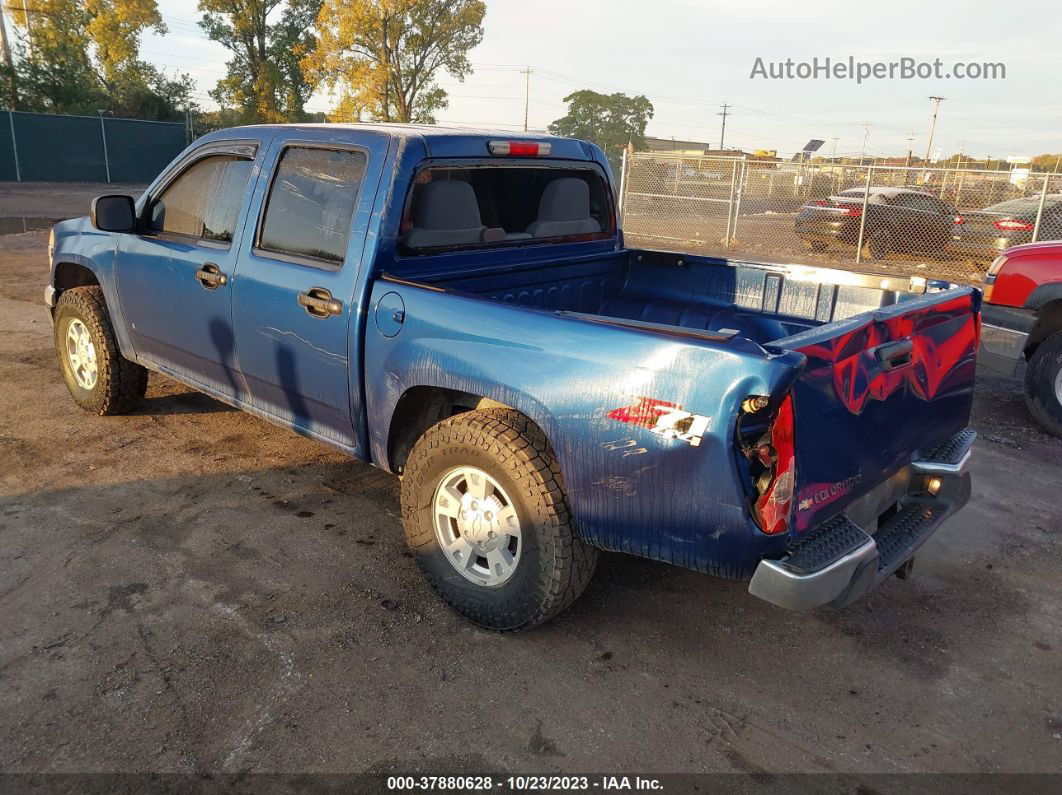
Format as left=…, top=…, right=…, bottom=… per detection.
left=6, top=0, right=194, bottom=119
left=198, top=0, right=322, bottom=123
left=303, top=0, right=485, bottom=124
left=549, top=90, right=654, bottom=157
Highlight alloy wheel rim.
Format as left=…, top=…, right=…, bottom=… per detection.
left=65, top=319, right=98, bottom=390
left=1054, top=367, right=1062, bottom=406
left=432, top=466, right=522, bottom=587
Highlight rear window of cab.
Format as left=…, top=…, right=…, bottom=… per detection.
left=399, top=164, right=614, bottom=254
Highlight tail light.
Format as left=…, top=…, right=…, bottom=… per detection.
left=488, top=140, right=551, bottom=156
left=993, top=219, right=1034, bottom=231
left=839, top=206, right=862, bottom=218
left=747, top=395, right=796, bottom=535
left=953, top=215, right=965, bottom=225
left=811, top=199, right=829, bottom=207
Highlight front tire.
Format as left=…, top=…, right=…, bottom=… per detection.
left=1024, top=331, right=1062, bottom=437
left=400, top=409, right=598, bottom=631
left=53, top=286, right=148, bottom=415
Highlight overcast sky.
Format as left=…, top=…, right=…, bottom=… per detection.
left=143, top=0, right=1061, bottom=160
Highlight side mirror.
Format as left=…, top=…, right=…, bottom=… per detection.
left=90, top=195, right=137, bottom=233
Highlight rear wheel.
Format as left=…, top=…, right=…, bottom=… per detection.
left=53, top=286, right=148, bottom=415
left=1024, top=331, right=1062, bottom=437
left=866, top=227, right=891, bottom=260
left=803, top=239, right=829, bottom=253
left=400, top=409, right=598, bottom=631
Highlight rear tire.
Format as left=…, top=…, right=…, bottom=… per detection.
left=802, top=239, right=828, bottom=253
left=400, top=409, right=598, bottom=631
left=53, top=286, right=148, bottom=415
left=1023, top=331, right=1062, bottom=437
left=866, top=227, right=891, bottom=260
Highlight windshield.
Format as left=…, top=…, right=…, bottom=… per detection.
left=983, top=196, right=1062, bottom=214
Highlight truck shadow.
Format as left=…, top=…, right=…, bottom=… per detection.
left=133, top=389, right=238, bottom=416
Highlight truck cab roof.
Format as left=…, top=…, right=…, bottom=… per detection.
left=193, top=122, right=601, bottom=161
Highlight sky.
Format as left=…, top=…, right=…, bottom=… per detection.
left=141, top=0, right=1062, bottom=160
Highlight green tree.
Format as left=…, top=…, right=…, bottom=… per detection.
left=6, top=0, right=194, bottom=119
left=548, top=90, right=654, bottom=157
left=303, top=0, right=485, bottom=124
left=198, top=0, right=322, bottom=123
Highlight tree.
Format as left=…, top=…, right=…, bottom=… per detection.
left=6, top=0, right=195, bottom=120
left=303, top=0, right=486, bottom=124
left=1031, top=153, right=1062, bottom=173
left=548, top=90, right=654, bottom=157
left=198, top=0, right=322, bottom=123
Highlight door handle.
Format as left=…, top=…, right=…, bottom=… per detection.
left=298, top=287, right=343, bottom=318
left=873, top=340, right=914, bottom=371
left=195, top=262, right=228, bottom=289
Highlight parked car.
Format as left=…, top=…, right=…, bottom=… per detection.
left=796, top=187, right=961, bottom=259
left=951, top=195, right=1062, bottom=259
left=47, top=124, right=978, bottom=630
left=978, top=241, right=1062, bottom=435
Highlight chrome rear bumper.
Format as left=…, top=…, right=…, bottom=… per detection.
left=749, top=428, right=975, bottom=611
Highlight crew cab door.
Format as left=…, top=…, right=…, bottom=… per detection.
left=229, top=138, right=385, bottom=453
left=116, top=142, right=261, bottom=398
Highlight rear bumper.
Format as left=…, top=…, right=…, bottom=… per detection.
left=748, top=428, right=975, bottom=611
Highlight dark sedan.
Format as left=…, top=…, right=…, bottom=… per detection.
left=950, top=195, right=1062, bottom=259
left=795, top=187, right=961, bottom=260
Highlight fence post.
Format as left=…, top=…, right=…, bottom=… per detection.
left=617, top=147, right=628, bottom=221
left=1032, top=174, right=1049, bottom=242
left=8, top=110, right=20, bottom=182
left=854, top=166, right=872, bottom=265
left=99, top=115, right=111, bottom=184
left=723, top=160, right=738, bottom=247
left=731, top=160, right=747, bottom=245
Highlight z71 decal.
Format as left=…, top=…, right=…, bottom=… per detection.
left=607, top=397, right=710, bottom=447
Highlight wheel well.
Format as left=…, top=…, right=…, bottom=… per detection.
left=387, top=386, right=517, bottom=474
left=53, top=262, right=100, bottom=292
left=1025, top=299, right=1062, bottom=358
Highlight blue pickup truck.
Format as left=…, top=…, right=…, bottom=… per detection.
left=47, top=124, right=979, bottom=630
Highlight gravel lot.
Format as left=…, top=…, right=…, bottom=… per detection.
left=0, top=186, right=1060, bottom=778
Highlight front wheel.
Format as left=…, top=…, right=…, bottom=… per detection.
left=1024, top=331, right=1062, bottom=437
left=400, top=409, right=598, bottom=631
left=53, top=286, right=148, bottom=415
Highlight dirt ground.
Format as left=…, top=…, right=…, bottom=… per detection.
left=0, top=186, right=1060, bottom=778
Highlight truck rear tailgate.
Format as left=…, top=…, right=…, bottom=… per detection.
left=776, top=287, right=981, bottom=534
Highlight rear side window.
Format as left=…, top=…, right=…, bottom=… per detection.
left=258, top=147, right=367, bottom=265
left=150, top=155, right=254, bottom=243
left=401, top=165, right=613, bottom=253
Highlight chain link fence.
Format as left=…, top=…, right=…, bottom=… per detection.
left=0, top=111, right=189, bottom=184
left=619, top=151, right=1062, bottom=285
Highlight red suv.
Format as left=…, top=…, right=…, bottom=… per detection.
left=979, top=241, right=1062, bottom=435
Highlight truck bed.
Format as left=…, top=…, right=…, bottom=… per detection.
left=402, top=247, right=943, bottom=348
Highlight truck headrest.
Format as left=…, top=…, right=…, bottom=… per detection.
left=527, top=177, right=600, bottom=238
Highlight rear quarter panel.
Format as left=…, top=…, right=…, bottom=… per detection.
left=364, top=280, right=806, bottom=577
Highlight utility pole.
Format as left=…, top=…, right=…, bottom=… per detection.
left=830, top=137, right=839, bottom=161
left=718, top=102, right=731, bottom=151
left=923, top=96, right=946, bottom=165
left=0, top=5, right=17, bottom=109
left=904, top=132, right=915, bottom=168
left=521, top=66, right=532, bottom=132
left=858, top=122, right=870, bottom=165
